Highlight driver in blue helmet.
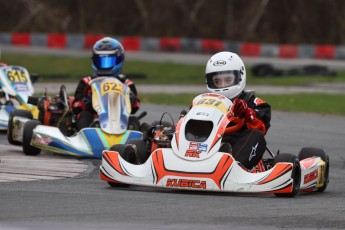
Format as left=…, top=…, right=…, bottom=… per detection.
left=72, top=37, right=140, bottom=131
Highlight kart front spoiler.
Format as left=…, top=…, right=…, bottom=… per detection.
left=100, top=148, right=296, bottom=194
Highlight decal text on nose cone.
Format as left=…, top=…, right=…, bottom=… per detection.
left=166, top=179, right=207, bottom=189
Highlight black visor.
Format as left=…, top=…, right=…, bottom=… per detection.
left=206, top=70, right=241, bottom=89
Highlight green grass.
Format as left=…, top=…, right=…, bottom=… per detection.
left=2, top=53, right=345, bottom=85
left=2, top=53, right=345, bottom=115
left=140, top=93, right=345, bottom=115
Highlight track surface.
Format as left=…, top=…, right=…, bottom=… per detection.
left=0, top=103, right=345, bottom=230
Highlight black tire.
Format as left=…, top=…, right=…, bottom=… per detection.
left=298, top=147, right=329, bottom=192
left=127, top=138, right=149, bottom=164
left=7, top=109, right=33, bottom=145
left=106, top=144, right=133, bottom=187
left=22, top=120, right=42, bottom=156
left=110, top=144, right=136, bottom=164
left=76, top=110, right=93, bottom=131
left=273, top=153, right=301, bottom=197
left=107, top=181, right=129, bottom=187
left=128, top=116, right=141, bottom=131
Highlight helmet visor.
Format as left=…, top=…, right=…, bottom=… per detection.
left=206, top=71, right=241, bottom=89
left=93, top=55, right=117, bottom=69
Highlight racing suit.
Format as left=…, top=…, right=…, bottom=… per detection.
left=72, top=74, right=140, bottom=130
left=222, top=90, right=271, bottom=170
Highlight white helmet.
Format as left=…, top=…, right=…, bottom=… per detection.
left=205, top=51, right=246, bottom=99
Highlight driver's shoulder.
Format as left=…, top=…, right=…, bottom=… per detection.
left=239, top=90, right=256, bottom=102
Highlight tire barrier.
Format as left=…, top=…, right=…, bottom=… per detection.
left=1, top=32, right=345, bottom=59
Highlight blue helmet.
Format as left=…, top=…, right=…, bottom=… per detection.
left=92, top=37, right=125, bottom=76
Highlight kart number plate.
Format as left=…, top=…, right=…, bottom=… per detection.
left=101, top=82, right=124, bottom=96
left=6, top=70, right=28, bottom=83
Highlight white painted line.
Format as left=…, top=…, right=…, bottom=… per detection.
left=0, top=144, right=90, bottom=182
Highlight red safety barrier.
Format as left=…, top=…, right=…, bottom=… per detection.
left=315, top=45, right=335, bottom=59
left=47, top=33, right=67, bottom=48
left=240, top=43, right=261, bottom=57
left=159, top=37, right=181, bottom=52
left=278, top=44, right=298, bottom=58
left=84, top=34, right=104, bottom=49
left=122, top=36, right=140, bottom=51
left=11, top=33, right=30, bottom=46
left=201, top=39, right=224, bottom=53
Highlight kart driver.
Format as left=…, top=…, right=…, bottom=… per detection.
left=205, top=51, right=271, bottom=170
left=72, top=37, right=140, bottom=131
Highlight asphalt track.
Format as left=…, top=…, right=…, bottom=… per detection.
left=0, top=103, right=345, bottom=230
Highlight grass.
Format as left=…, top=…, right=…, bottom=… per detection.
left=140, top=93, right=345, bottom=115
left=2, top=53, right=345, bottom=85
left=2, top=53, right=345, bottom=115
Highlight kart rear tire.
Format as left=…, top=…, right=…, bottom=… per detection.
left=128, top=116, right=141, bottom=131
left=23, top=120, right=42, bottom=156
left=273, top=153, right=301, bottom=197
left=298, top=147, right=329, bottom=192
left=127, top=138, right=149, bottom=164
left=7, top=109, right=33, bottom=146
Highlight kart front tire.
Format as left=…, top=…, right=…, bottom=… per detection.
left=107, top=182, right=129, bottom=188
left=7, top=109, right=33, bottom=146
left=273, top=153, right=301, bottom=197
left=127, top=138, right=149, bottom=164
left=298, top=147, right=329, bottom=192
left=23, top=120, right=42, bottom=156
left=106, top=144, right=132, bottom=188
left=110, top=144, right=136, bottom=164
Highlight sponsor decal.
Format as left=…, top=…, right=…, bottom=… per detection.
left=300, top=157, right=317, bottom=169
left=196, top=112, right=209, bottom=116
left=13, top=83, right=29, bottom=92
left=198, top=143, right=208, bottom=152
left=304, top=169, right=318, bottom=184
left=166, top=178, right=207, bottom=189
left=201, top=93, right=226, bottom=100
left=189, top=142, right=198, bottom=150
left=213, top=60, right=226, bottom=66
left=249, top=143, right=258, bottom=161
left=185, top=149, right=201, bottom=158
left=188, top=142, right=208, bottom=152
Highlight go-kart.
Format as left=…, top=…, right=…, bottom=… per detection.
left=0, top=65, right=38, bottom=130
left=100, top=93, right=329, bottom=197
left=29, top=77, right=145, bottom=158
left=7, top=85, right=75, bottom=155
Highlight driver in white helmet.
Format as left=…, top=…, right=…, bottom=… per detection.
left=205, top=51, right=271, bottom=170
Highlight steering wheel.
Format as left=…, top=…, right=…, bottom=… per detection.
left=56, top=85, right=70, bottom=129
left=224, top=116, right=244, bottom=134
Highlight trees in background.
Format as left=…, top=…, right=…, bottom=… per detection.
left=1, top=0, right=345, bottom=44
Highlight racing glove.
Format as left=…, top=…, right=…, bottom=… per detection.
left=245, top=108, right=256, bottom=122
left=233, top=98, right=248, bottom=118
